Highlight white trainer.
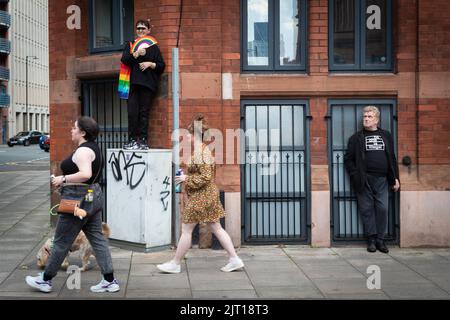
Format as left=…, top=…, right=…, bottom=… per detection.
left=25, top=273, right=52, bottom=293
left=157, top=261, right=181, bottom=274
left=90, top=278, right=120, bottom=293
left=221, top=257, right=245, bottom=272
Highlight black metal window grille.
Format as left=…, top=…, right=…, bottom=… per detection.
left=241, top=100, right=310, bottom=243
left=81, top=79, right=128, bottom=221
left=327, top=99, right=399, bottom=242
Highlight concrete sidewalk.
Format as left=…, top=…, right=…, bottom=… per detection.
left=0, top=171, right=449, bottom=299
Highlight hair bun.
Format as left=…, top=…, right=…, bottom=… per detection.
left=188, top=113, right=209, bottom=134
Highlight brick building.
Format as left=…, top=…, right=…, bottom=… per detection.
left=0, top=0, right=10, bottom=144
left=49, top=0, right=450, bottom=247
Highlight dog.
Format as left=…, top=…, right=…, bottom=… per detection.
left=37, top=222, right=111, bottom=272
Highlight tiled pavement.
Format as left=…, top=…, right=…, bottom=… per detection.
left=0, top=171, right=449, bottom=299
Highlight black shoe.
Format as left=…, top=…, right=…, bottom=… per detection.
left=376, top=239, right=389, bottom=254
left=367, top=237, right=377, bottom=253
left=123, top=139, right=139, bottom=150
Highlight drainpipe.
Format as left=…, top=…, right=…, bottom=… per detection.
left=415, top=0, right=420, bottom=176
left=172, top=47, right=180, bottom=244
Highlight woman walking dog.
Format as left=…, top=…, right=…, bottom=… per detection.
left=26, top=116, right=119, bottom=293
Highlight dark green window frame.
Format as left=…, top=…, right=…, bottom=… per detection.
left=241, top=0, right=308, bottom=72
left=328, top=0, right=393, bottom=72
left=88, top=0, right=134, bottom=54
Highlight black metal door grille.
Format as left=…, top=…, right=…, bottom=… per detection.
left=242, top=101, right=310, bottom=243
left=82, top=79, right=128, bottom=221
left=328, top=100, right=399, bottom=243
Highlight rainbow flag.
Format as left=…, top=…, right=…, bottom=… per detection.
left=130, top=35, right=158, bottom=53
left=118, top=62, right=131, bottom=99
left=118, top=36, right=158, bottom=100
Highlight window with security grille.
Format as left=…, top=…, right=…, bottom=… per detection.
left=327, top=99, right=399, bottom=242
left=81, top=79, right=128, bottom=221
left=241, top=100, right=310, bottom=243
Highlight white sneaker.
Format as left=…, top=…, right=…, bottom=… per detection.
left=90, top=278, right=120, bottom=293
left=157, top=261, right=181, bottom=274
left=221, top=257, right=244, bottom=272
left=25, top=272, right=52, bottom=293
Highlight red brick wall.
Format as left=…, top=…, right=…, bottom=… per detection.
left=49, top=0, right=85, bottom=172
left=417, top=0, right=450, bottom=167
left=48, top=0, right=450, bottom=192
left=309, top=0, right=328, bottom=75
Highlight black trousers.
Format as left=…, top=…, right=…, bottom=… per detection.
left=127, top=84, right=154, bottom=141
left=356, top=175, right=389, bottom=240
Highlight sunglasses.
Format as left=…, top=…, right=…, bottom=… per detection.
left=136, top=27, right=148, bottom=31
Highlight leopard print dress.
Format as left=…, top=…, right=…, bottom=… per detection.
left=182, top=144, right=225, bottom=224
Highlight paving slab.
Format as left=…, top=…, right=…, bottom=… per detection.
left=254, top=285, right=324, bottom=299
left=313, top=277, right=376, bottom=296
left=189, top=278, right=254, bottom=291
left=381, top=282, right=449, bottom=299
left=299, top=264, right=365, bottom=279
left=247, top=271, right=312, bottom=287
left=127, top=274, right=190, bottom=290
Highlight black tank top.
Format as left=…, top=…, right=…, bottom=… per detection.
left=60, top=141, right=102, bottom=185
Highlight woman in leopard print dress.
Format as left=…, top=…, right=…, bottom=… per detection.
left=157, top=114, right=244, bottom=274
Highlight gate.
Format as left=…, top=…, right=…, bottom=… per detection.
left=327, top=99, right=399, bottom=243
left=81, top=79, right=128, bottom=221
left=241, top=100, right=310, bottom=244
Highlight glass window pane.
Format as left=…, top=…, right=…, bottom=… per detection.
left=365, top=0, right=387, bottom=65
left=256, top=105, right=268, bottom=149
left=293, top=105, right=304, bottom=147
left=279, top=0, right=301, bottom=66
left=281, top=105, right=293, bottom=147
left=333, top=0, right=355, bottom=65
left=94, top=0, right=113, bottom=48
left=247, top=0, right=269, bottom=66
left=122, top=0, right=134, bottom=43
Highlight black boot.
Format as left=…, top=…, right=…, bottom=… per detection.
left=376, top=239, right=389, bottom=254
left=367, top=236, right=377, bottom=253
left=139, top=138, right=149, bottom=150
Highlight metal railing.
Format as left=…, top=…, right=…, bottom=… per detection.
left=0, top=93, right=9, bottom=107
left=331, top=151, right=397, bottom=241
left=82, top=80, right=129, bottom=221
left=328, top=101, right=399, bottom=243
left=0, top=38, right=10, bottom=54
left=0, top=66, right=9, bottom=80
left=0, top=10, right=10, bottom=28
left=242, top=103, right=309, bottom=243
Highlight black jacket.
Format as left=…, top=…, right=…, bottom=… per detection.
left=121, top=41, right=165, bottom=93
left=344, top=128, right=400, bottom=193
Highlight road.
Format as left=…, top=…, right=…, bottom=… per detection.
left=0, top=144, right=50, bottom=172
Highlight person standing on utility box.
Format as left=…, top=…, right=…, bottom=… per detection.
left=120, top=19, right=165, bottom=150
